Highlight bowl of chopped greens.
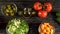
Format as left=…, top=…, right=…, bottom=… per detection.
left=1, top=3, right=17, bottom=16
left=6, top=18, right=29, bottom=34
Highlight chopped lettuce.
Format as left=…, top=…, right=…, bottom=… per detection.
left=6, top=18, right=29, bottom=34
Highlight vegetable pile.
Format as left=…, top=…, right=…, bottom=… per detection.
left=2, top=3, right=17, bottom=16
left=6, top=18, right=29, bottom=34
left=33, top=2, right=52, bottom=18
left=23, top=8, right=32, bottom=18
left=17, top=8, right=37, bottom=18
left=39, top=22, right=54, bottom=34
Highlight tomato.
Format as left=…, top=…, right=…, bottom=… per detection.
left=44, top=2, right=52, bottom=12
left=33, top=2, right=42, bottom=11
left=38, top=11, right=48, bottom=18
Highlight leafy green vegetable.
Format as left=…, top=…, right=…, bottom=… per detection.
left=6, top=18, right=29, bottom=34
left=56, top=12, right=60, bottom=17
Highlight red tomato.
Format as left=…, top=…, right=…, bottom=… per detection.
left=33, top=2, right=42, bottom=11
left=38, top=11, right=48, bottom=18
left=44, top=2, right=52, bottom=12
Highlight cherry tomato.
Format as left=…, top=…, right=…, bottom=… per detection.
left=33, top=2, right=42, bottom=11
left=38, top=11, right=48, bottom=18
left=44, top=2, right=52, bottom=12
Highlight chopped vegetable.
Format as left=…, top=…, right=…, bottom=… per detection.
left=32, top=11, right=36, bottom=15
left=56, top=12, right=60, bottom=17
left=6, top=18, right=29, bottom=34
left=56, top=12, right=60, bottom=23
left=23, top=8, right=32, bottom=18
left=39, top=22, right=54, bottom=34
left=2, top=3, right=17, bottom=16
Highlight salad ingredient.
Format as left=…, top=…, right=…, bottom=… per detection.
left=39, top=22, right=54, bottom=34
left=56, top=12, right=60, bottom=23
left=6, top=18, right=29, bottom=34
left=33, top=2, right=42, bottom=11
left=38, top=11, right=48, bottom=18
left=44, top=2, right=52, bottom=12
left=1, top=3, right=17, bottom=16
left=23, top=8, right=32, bottom=18
left=56, top=12, right=60, bottom=17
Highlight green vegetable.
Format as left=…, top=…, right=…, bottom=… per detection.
left=56, top=18, right=60, bottom=23
left=6, top=18, right=29, bottom=34
left=2, top=4, right=17, bottom=16
left=56, top=12, right=60, bottom=23
left=56, top=12, right=60, bottom=17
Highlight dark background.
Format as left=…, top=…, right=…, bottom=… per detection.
left=0, top=0, right=60, bottom=34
